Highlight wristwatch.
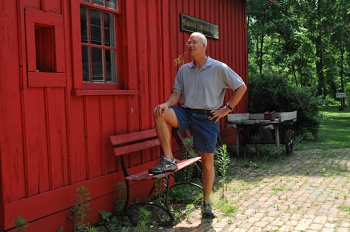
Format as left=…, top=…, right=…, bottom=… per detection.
left=225, top=103, right=233, bottom=112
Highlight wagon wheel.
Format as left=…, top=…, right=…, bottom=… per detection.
left=284, top=129, right=295, bottom=155
left=238, top=129, right=248, bottom=156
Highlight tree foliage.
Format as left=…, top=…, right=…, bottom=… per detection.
left=248, top=0, right=350, bottom=100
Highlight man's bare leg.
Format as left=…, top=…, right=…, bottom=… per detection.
left=148, top=108, right=180, bottom=174
left=201, top=152, right=216, bottom=217
left=153, top=108, right=179, bottom=159
left=201, top=152, right=215, bottom=200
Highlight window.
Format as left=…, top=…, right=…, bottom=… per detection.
left=25, top=8, right=65, bottom=87
left=80, top=0, right=120, bottom=89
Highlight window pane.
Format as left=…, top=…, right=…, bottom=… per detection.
left=104, top=13, right=115, bottom=47
left=105, top=50, right=117, bottom=83
left=94, top=0, right=104, bottom=6
left=91, top=47, right=104, bottom=82
left=90, top=9, right=102, bottom=45
left=107, top=0, right=117, bottom=10
left=82, top=46, right=90, bottom=82
left=82, top=0, right=90, bottom=2
left=80, top=7, right=88, bottom=43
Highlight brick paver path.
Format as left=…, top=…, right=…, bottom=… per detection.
left=159, top=148, right=350, bottom=232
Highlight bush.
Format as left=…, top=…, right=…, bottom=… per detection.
left=248, top=73, right=322, bottom=138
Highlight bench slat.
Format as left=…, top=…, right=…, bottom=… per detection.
left=110, top=129, right=157, bottom=145
left=125, top=157, right=201, bottom=181
left=113, top=138, right=160, bottom=156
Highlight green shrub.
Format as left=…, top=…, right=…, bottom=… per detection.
left=248, top=73, right=323, bottom=138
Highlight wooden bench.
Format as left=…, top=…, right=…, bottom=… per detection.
left=110, top=128, right=202, bottom=222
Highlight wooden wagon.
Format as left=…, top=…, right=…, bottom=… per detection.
left=226, top=111, right=297, bottom=156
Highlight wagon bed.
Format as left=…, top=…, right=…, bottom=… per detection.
left=226, top=111, right=297, bottom=156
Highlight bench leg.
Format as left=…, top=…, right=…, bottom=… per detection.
left=122, top=176, right=175, bottom=222
left=122, top=180, right=131, bottom=214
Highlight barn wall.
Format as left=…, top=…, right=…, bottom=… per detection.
left=0, top=0, right=247, bottom=230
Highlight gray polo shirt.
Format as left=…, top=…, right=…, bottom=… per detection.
left=172, top=56, right=245, bottom=110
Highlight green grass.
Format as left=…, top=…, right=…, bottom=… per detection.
left=295, top=105, right=350, bottom=151
left=215, top=198, right=238, bottom=216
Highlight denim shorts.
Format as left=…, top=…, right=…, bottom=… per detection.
left=173, top=107, right=219, bottom=154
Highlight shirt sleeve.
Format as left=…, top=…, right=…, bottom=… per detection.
left=220, top=63, right=245, bottom=90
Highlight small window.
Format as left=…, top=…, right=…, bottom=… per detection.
left=35, top=25, right=56, bottom=72
left=25, top=8, right=66, bottom=87
left=80, top=0, right=119, bottom=89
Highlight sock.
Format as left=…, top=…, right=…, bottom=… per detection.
left=164, top=157, right=175, bottom=163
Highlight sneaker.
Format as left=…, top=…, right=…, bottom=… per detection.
left=201, top=200, right=216, bottom=218
left=148, top=157, right=178, bottom=174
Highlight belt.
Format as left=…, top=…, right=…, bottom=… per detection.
left=186, top=108, right=213, bottom=115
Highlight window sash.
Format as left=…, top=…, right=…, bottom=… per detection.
left=80, top=4, right=119, bottom=88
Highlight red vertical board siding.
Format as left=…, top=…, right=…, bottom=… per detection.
left=64, top=0, right=83, bottom=181
left=146, top=0, right=159, bottom=129
left=124, top=0, right=137, bottom=90
left=160, top=0, right=173, bottom=113
left=45, top=88, right=69, bottom=189
left=132, top=0, right=148, bottom=167
left=0, top=0, right=27, bottom=205
left=66, top=97, right=87, bottom=184
left=145, top=0, right=160, bottom=164
left=113, top=96, right=128, bottom=172
left=123, top=0, right=140, bottom=137
left=0, top=0, right=248, bottom=230
left=23, top=89, right=50, bottom=196
left=101, top=96, right=117, bottom=174
left=85, top=97, right=103, bottom=179
left=42, top=0, right=61, bottom=13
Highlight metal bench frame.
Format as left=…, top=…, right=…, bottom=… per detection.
left=110, top=129, right=202, bottom=222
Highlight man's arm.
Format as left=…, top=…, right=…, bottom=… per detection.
left=209, top=84, right=247, bottom=122
left=165, top=92, right=182, bottom=107
left=225, top=84, right=247, bottom=111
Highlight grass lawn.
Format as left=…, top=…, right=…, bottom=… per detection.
left=295, top=105, right=350, bottom=151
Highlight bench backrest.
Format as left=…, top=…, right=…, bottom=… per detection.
left=110, top=129, right=160, bottom=156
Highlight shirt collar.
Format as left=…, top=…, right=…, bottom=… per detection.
left=190, top=56, right=212, bottom=69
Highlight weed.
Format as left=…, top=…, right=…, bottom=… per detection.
left=215, top=198, right=238, bottom=216
left=69, top=186, right=94, bottom=232
left=136, top=207, right=152, bottom=231
left=98, top=210, right=130, bottom=232
left=215, top=144, right=231, bottom=198
left=13, top=216, right=27, bottom=232
left=178, top=137, right=197, bottom=181
left=114, top=182, right=127, bottom=214
left=339, top=205, right=350, bottom=215
left=169, top=184, right=202, bottom=204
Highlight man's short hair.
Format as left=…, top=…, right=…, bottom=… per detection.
left=191, top=32, right=207, bottom=46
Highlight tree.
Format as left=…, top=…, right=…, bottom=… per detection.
left=248, top=0, right=350, bottom=104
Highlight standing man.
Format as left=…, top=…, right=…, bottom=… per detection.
left=148, top=32, right=247, bottom=218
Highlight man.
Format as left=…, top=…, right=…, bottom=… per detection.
left=148, top=32, right=247, bottom=218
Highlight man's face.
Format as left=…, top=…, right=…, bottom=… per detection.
left=187, top=35, right=206, bottom=56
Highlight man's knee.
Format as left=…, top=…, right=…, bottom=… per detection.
left=154, top=108, right=178, bottom=128
left=201, top=153, right=214, bottom=168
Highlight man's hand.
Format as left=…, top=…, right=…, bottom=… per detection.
left=208, top=108, right=231, bottom=123
left=154, top=103, right=169, bottom=117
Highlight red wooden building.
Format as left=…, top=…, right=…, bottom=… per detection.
left=0, top=0, right=248, bottom=230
